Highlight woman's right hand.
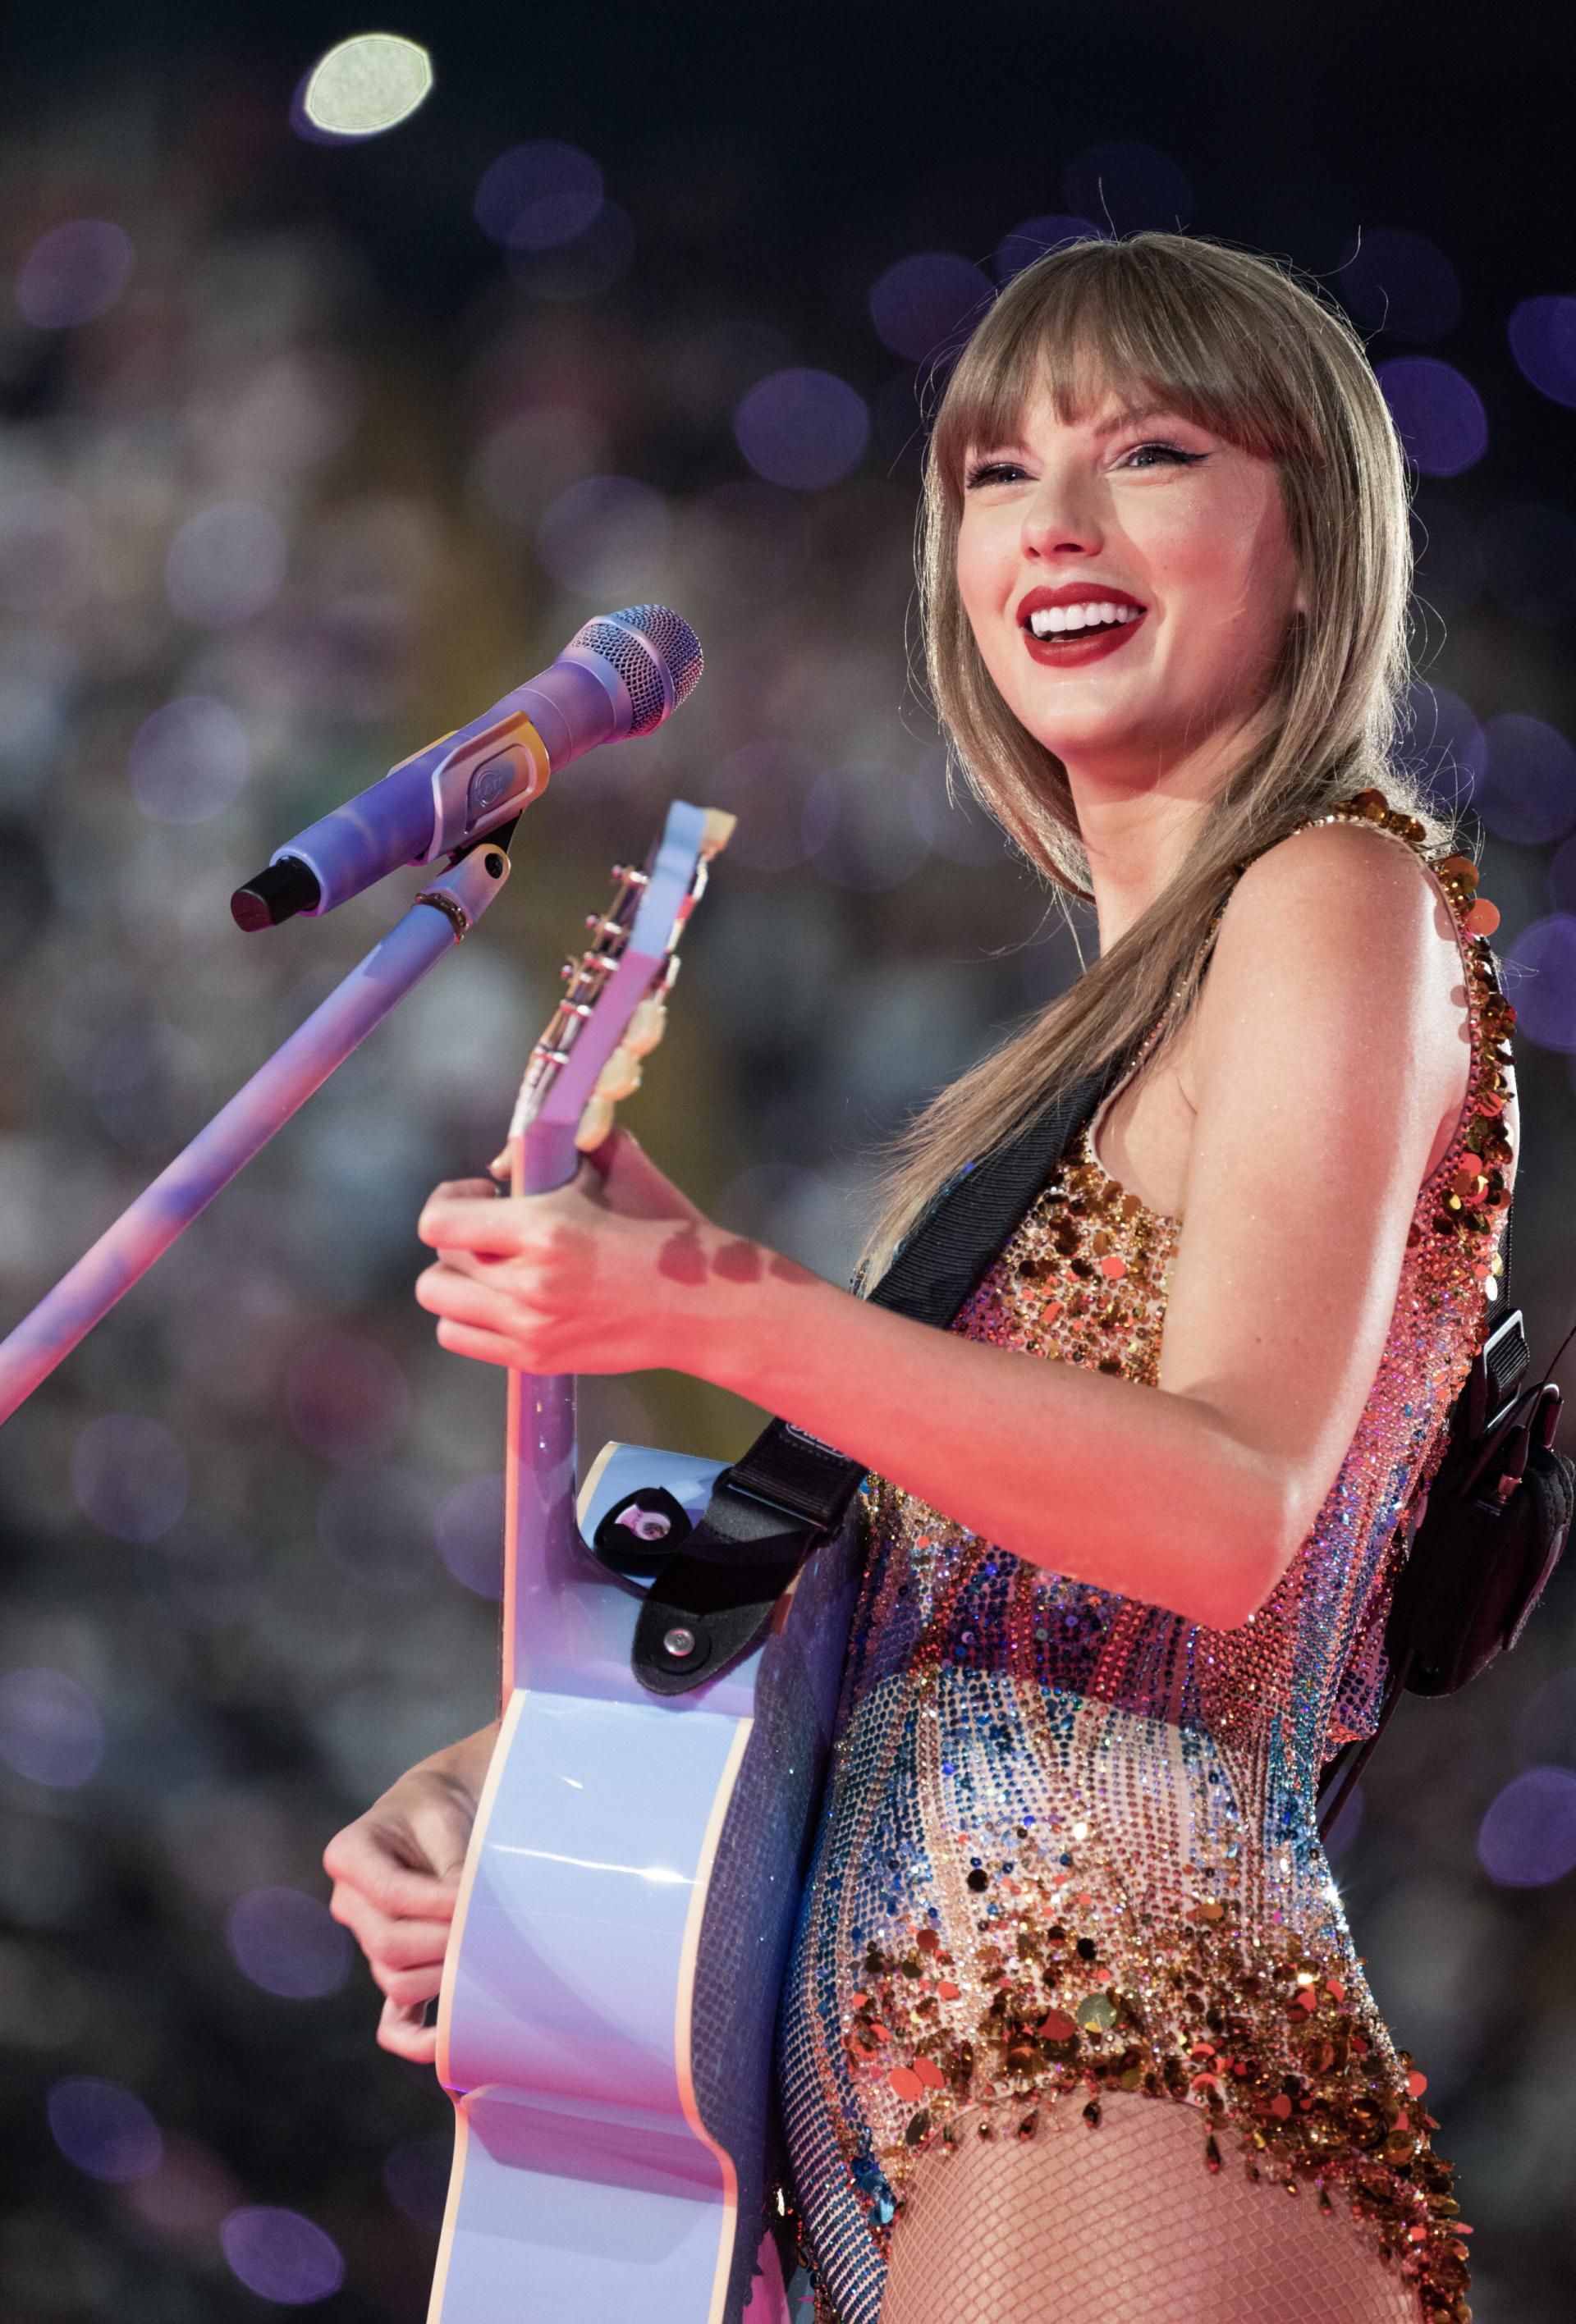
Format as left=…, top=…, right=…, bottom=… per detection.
left=322, top=1722, right=498, bottom=2063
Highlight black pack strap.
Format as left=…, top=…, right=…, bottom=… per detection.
left=631, top=1059, right=1125, bottom=1694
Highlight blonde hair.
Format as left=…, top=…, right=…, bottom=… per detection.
left=865, top=230, right=1450, bottom=1274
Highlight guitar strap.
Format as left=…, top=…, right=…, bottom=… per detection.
left=630, top=1057, right=1128, bottom=1695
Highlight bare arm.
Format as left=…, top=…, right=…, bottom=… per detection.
left=418, top=824, right=1475, bottom=1632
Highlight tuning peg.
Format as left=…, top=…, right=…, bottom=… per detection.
left=699, top=809, right=737, bottom=859
left=593, top=1044, right=642, bottom=1103
left=624, top=996, right=667, bottom=1057
left=575, top=1096, right=615, bottom=1152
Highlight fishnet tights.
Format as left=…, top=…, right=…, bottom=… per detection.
left=879, top=2093, right=1421, bottom=2324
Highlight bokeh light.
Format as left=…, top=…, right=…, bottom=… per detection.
left=317, top=1466, right=437, bottom=1590
left=1551, top=836, right=1576, bottom=918
left=0, top=1668, right=105, bottom=1789
left=1508, top=295, right=1576, bottom=409
left=507, top=204, right=635, bottom=301
left=14, top=221, right=134, bottom=330
left=996, top=215, right=1104, bottom=281
left=1064, top=141, right=1193, bottom=233
left=534, top=474, right=669, bottom=599
left=868, top=254, right=993, bottom=364
left=1475, top=713, right=1576, bottom=846
left=1400, top=680, right=1484, bottom=813
left=282, top=1333, right=410, bottom=1465
left=71, top=1413, right=189, bottom=1543
left=48, top=2076, right=162, bottom=2183
left=221, top=2207, right=345, bottom=2304
left=1377, top=357, right=1487, bottom=476
left=468, top=405, right=612, bottom=529
left=1505, top=917, right=1576, bottom=1051
left=298, top=35, right=433, bottom=141
left=227, top=1887, right=353, bottom=2000
left=128, top=698, right=250, bottom=826
left=474, top=144, right=603, bottom=251
left=1481, top=503, right=1576, bottom=626
left=1339, top=228, right=1462, bottom=341
left=733, top=369, right=869, bottom=491
left=433, top=1474, right=505, bottom=1599
left=165, top=501, right=287, bottom=629
left=1478, top=1765, right=1576, bottom=1887
left=382, top=2131, right=451, bottom=2230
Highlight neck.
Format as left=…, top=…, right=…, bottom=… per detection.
left=1063, top=716, right=1265, bottom=954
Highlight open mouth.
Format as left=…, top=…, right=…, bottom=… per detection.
left=1024, top=600, right=1144, bottom=643
left=1018, top=592, right=1148, bottom=666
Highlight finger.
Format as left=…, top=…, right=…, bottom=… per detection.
left=415, top=1265, right=528, bottom=1336
left=433, top=1315, right=530, bottom=1370
left=418, top=1191, right=527, bottom=1252
left=329, top=1891, right=454, bottom=1970
left=322, top=1822, right=462, bottom=1919
left=377, top=1997, right=439, bottom=2065
left=585, top=1128, right=705, bottom=1224
left=370, top=1956, right=446, bottom=2009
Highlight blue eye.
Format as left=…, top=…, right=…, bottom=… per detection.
left=1123, top=441, right=1206, bottom=470
left=964, top=460, right=1029, bottom=488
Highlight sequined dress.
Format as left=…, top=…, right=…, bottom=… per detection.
left=777, top=794, right=1514, bottom=2324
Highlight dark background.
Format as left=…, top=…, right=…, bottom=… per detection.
left=2, top=2, right=1574, bottom=2317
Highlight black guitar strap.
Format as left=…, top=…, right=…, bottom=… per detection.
left=630, top=1058, right=1126, bottom=1695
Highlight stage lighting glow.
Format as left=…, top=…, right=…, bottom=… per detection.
left=317, top=1467, right=437, bottom=1591
left=129, top=698, right=250, bottom=826
left=1063, top=141, right=1193, bottom=235
left=475, top=142, right=603, bottom=251
left=226, top=1887, right=353, bottom=2001
left=0, top=1668, right=105, bottom=1790
left=166, top=501, right=287, bottom=629
left=71, top=1413, right=189, bottom=1543
left=1508, top=295, right=1576, bottom=409
left=1377, top=356, right=1487, bottom=477
left=434, top=1474, right=506, bottom=1599
left=534, top=474, right=670, bottom=599
left=15, top=220, right=133, bottom=329
left=1400, top=679, right=1483, bottom=813
left=221, top=2207, right=345, bottom=2305
left=48, top=2077, right=163, bottom=2184
left=868, top=254, right=993, bottom=364
left=1505, top=917, right=1576, bottom=1052
left=1481, top=502, right=1576, bottom=627
left=1478, top=1765, right=1576, bottom=1886
left=996, top=215, right=1104, bottom=281
left=300, top=34, right=433, bottom=140
left=733, top=368, right=869, bottom=491
left=1339, top=228, right=1462, bottom=341
left=1475, top=714, right=1576, bottom=847
left=283, top=1331, right=410, bottom=1465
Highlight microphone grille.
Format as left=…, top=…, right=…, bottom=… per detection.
left=570, top=604, right=703, bottom=737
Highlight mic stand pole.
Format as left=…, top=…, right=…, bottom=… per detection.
left=0, top=835, right=515, bottom=1425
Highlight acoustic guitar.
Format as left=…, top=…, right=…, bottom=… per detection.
left=430, top=797, right=859, bottom=2324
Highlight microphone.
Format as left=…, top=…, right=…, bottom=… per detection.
left=231, top=603, right=703, bottom=930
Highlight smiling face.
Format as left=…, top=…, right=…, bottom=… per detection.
left=955, top=381, right=1304, bottom=795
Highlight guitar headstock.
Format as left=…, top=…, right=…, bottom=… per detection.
left=504, top=800, right=733, bottom=1192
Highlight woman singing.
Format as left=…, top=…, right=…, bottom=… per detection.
left=326, top=234, right=1506, bottom=2323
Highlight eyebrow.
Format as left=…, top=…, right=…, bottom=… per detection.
left=975, top=404, right=1194, bottom=456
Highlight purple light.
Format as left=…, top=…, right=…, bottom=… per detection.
left=1476, top=713, right=1576, bottom=846
left=534, top=475, right=669, bottom=600
left=48, top=2076, right=162, bottom=2184
left=508, top=204, right=635, bottom=301
left=1478, top=1764, right=1576, bottom=1886
left=283, top=1333, right=409, bottom=1465
left=733, top=369, right=869, bottom=492
left=996, top=215, right=1104, bottom=282
left=868, top=254, right=993, bottom=364
left=474, top=143, right=604, bottom=252
left=704, top=739, right=828, bottom=872
left=0, top=1668, right=104, bottom=1789
left=805, top=763, right=930, bottom=892
left=221, top=2207, right=345, bottom=2304
left=676, top=482, right=813, bottom=606
left=382, top=2131, right=451, bottom=2230
left=71, top=1413, right=189, bottom=1543
left=1508, top=296, right=1576, bottom=410
left=227, top=1886, right=353, bottom=2001
left=1377, top=357, right=1487, bottom=478
left=1411, top=494, right=1485, bottom=619
left=318, top=1466, right=437, bottom=1590
left=166, top=501, right=286, bottom=629
left=15, top=220, right=134, bottom=329
left=1063, top=142, right=1193, bottom=235
left=1481, top=502, right=1576, bottom=627
left=1400, top=680, right=1484, bottom=814
left=129, top=698, right=250, bottom=826
left=434, top=1474, right=505, bottom=1599
left=1338, top=229, right=1461, bottom=341
left=1505, top=917, right=1576, bottom=1052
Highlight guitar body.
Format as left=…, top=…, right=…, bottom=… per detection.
left=431, top=1445, right=859, bottom=2323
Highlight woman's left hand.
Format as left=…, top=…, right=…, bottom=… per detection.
left=415, top=1127, right=777, bottom=1377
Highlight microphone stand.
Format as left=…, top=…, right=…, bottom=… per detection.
left=0, top=833, right=516, bottom=1425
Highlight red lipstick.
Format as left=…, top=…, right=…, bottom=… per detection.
left=1015, top=582, right=1148, bottom=670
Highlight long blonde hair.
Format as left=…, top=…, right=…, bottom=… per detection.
left=866, top=231, right=1450, bottom=1273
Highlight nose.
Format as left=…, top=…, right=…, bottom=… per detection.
left=1019, top=462, right=1104, bottom=562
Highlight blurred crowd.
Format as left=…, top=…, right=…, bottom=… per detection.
left=0, top=43, right=1574, bottom=2324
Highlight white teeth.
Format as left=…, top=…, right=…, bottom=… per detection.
left=1026, top=600, right=1140, bottom=638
